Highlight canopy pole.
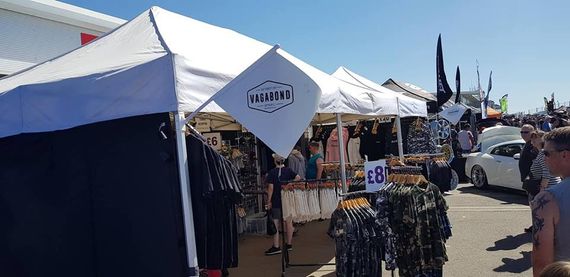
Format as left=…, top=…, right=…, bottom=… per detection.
left=335, top=113, right=348, bottom=193
left=396, top=98, right=405, bottom=162
left=174, top=111, right=200, bottom=276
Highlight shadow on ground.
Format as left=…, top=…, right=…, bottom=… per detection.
left=230, top=220, right=336, bottom=276
left=488, top=232, right=532, bottom=274
left=487, top=232, right=531, bottom=251
left=493, top=251, right=532, bottom=274
left=457, top=185, right=528, bottom=206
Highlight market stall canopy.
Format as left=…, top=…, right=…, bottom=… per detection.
left=331, top=66, right=428, bottom=118
left=487, top=107, right=502, bottom=119
left=0, top=6, right=409, bottom=142
left=438, top=103, right=470, bottom=124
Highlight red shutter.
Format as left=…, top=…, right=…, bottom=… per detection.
left=80, top=33, right=98, bottom=45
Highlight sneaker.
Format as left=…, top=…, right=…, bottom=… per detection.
left=264, top=246, right=281, bottom=256
left=286, top=244, right=293, bottom=251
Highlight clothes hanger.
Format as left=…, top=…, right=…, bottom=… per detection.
left=372, top=118, right=380, bottom=135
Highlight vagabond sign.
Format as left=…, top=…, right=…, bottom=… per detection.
left=247, top=80, right=294, bottom=113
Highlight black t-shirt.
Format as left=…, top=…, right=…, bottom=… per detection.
left=267, top=167, right=297, bottom=208
left=519, top=141, right=538, bottom=182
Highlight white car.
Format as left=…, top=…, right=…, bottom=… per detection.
left=465, top=126, right=525, bottom=190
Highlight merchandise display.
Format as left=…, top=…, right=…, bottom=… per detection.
left=407, top=119, right=437, bottom=154
left=328, top=166, right=452, bottom=277
left=281, top=181, right=340, bottom=223
left=186, top=134, right=243, bottom=270
left=328, top=195, right=383, bottom=277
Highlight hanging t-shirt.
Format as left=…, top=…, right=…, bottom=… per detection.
left=347, top=137, right=362, bottom=164
left=326, top=127, right=349, bottom=162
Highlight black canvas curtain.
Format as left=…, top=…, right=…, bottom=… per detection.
left=0, top=113, right=188, bottom=277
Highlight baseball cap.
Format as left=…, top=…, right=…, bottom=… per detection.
left=272, top=153, right=285, bottom=162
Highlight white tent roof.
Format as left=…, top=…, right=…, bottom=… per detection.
left=0, top=7, right=415, bottom=138
left=438, top=103, right=469, bottom=124
left=332, top=66, right=428, bottom=118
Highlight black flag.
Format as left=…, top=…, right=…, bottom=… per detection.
left=455, top=66, right=461, bottom=103
left=436, top=34, right=453, bottom=108
left=484, top=71, right=492, bottom=110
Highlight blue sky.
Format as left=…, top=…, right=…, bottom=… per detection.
left=62, top=0, right=570, bottom=113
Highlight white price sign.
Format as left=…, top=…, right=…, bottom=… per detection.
left=195, top=119, right=211, bottom=133
left=203, top=133, right=221, bottom=150
left=364, top=159, right=389, bottom=192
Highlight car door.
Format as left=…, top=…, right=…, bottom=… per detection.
left=497, top=143, right=524, bottom=190
left=485, top=146, right=504, bottom=186
left=489, top=143, right=523, bottom=189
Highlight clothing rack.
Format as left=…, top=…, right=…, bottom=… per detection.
left=335, top=191, right=398, bottom=277
left=277, top=178, right=339, bottom=276
left=329, top=172, right=451, bottom=277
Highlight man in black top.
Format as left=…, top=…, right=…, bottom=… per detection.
left=519, top=124, right=538, bottom=232
left=520, top=124, right=538, bottom=181
left=265, top=154, right=300, bottom=255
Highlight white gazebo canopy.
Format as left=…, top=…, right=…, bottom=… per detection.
left=0, top=7, right=423, bottom=271
left=332, top=66, right=428, bottom=118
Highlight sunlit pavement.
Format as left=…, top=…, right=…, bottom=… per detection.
left=231, top=183, right=533, bottom=277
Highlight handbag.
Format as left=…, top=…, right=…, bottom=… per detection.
left=522, top=172, right=541, bottom=196
left=266, top=210, right=277, bottom=236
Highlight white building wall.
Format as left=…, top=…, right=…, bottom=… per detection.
left=0, top=8, right=110, bottom=75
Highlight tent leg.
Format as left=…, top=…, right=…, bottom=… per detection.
left=395, top=98, right=404, bottom=162
left=335, top=113, right=348, bottom=193
left=174, top=111, right=200, bottom=277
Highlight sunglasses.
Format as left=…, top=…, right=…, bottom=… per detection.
left=520, top=131, right=531, bottom=134
left=543, top=148, right=570, bottom=157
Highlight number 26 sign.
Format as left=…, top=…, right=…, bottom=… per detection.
left=364, top=159, right=390, bottom=192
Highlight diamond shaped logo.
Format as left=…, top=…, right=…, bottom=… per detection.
left=247, top=81, right=294, bottom=113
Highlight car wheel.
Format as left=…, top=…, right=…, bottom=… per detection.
left=471, top=165, right=488, bottom=189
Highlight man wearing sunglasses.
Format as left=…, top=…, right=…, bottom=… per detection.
left=519, top=124, right=538, bottom=233
left=532, top=126, right=570, bottom=277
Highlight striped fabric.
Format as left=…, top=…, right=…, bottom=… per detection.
left=530, top=151, right=562, bottom=186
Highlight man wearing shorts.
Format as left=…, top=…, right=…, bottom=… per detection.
left=265, top=154, right=301, bottom=256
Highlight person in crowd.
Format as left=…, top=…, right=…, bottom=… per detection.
left=520, top=124, right=539, bottom=233
left=543, top=117, right=553, bottom=132
left=529, top=130, right=561, bottom=191
left=306, top=141, right=324, bottom=180
left=540, top=262, right=570, bottom=277
left=552, top=116, right=570, bottom=129
left=526, top=130, right=561, bottom=232
left=265, top=154, right=301, bottom=256
left=457, top=124, right=475, bottom=154
left=449, top=124, right=458, bottom=142
left=450, top=127, right=462, bottom=158
left=532, top=127, right=570, bottom=276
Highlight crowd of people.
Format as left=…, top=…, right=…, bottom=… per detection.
left=505, top=106, right=570, bottom=131
left=517, top=116, right=570, bottom=276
